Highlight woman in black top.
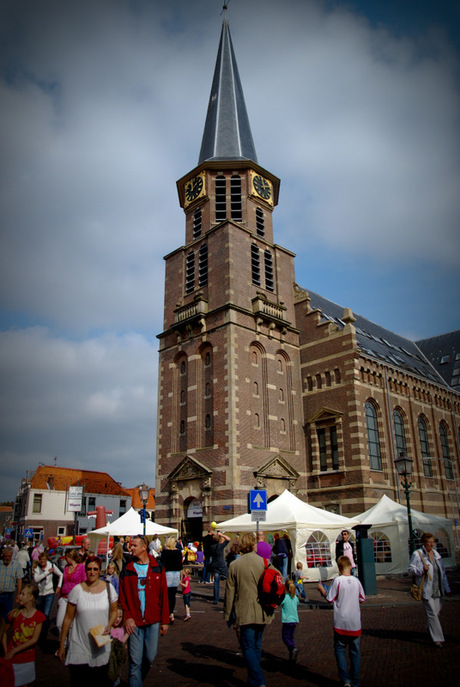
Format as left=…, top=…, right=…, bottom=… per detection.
left=160, top=537, right=183, bottom=623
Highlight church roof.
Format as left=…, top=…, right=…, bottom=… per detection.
left=416, top=330, right=460, bottom=391
left=305, top=290, right=449, bottom=388
left=198, top=16, right=258, bottom=165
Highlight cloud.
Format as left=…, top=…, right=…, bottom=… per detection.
left=0, top=327, right=158, bottom=498
left=0, top=0, right=459, bottom=502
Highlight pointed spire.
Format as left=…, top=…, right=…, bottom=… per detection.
left=198, top=16, right=258, bottom=165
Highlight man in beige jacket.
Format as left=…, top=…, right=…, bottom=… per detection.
left=224, top=532, right=274, bottom=687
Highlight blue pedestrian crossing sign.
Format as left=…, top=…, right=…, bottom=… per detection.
left=24, top=528, right=34, bottom=538
left=248, top=489, right=267, bottom=512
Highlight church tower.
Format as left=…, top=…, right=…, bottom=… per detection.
left=155, top=15, right=306, bottom=536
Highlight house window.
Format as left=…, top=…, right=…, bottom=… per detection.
left=193, top=208, right=202, bottom=238
left=418, top=416, right=432, bottom=477
left=365, top=401, right=382, bottom=470
left=215, top=176, right=226, bottom=221
left=330, top=426, right=339, bottom=470
left=318, top=428, right=327, bottom=471
left=88, top=497, right=96, bottom=510
left=230, top=175, right=242, bottom=221
left=393, top=409, right=407, bottom=455
left=264, top=250, right=274, bottom=291
left=57, top=526, right=66, bottom=536
left=256, top=207, right=265, bottom=236
left=119, top=499, right=127, bottom=515
left=199, top=244, right=208, bottom=287
left=32, top=494, right=42, bottom=514
left=251, top=244, right=260, bottom=286
left=185, top=251, right=195, bottom=293
left=440, top=422, right=453, bottom=479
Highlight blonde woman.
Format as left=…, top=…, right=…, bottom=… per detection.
left=160, top=537, right=182, bottom=623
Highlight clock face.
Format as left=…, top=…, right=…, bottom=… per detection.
left=253, top=174, right=271, bottom=200
left=185, top=175, right=204, bottom=203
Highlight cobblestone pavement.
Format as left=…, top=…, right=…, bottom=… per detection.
left=35, top=568, right=460, bottom=687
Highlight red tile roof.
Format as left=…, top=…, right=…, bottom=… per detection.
left=125, top=487, right=155, bottom=509
left=29, top=465, right=130, bottom=496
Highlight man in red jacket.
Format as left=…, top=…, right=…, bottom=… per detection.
left=119, top=535, right=169, bottom=687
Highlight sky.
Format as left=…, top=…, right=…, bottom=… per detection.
left=1, top=0, right=459, bottom=503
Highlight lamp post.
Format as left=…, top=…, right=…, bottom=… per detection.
left=394, top=452, right=415, bottom=555
left=138, top=483, right=150, bottom=536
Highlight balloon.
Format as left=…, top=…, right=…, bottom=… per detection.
left=211, top=521, right=217, bottom=528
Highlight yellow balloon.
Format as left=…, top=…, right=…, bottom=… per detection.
left=211, top=521, right=217, bottom=528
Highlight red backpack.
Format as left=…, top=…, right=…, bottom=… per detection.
left=258, top=558, right=285, bottom=614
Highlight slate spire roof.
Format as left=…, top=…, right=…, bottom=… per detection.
left=198, top=15, right=258, bottom=165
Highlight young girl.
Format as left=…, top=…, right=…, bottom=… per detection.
left=103, top=561, right=120, bottom=595
left=281, top=578, right=300, bottom=661
left=108, top=605, right=128, bottom=687
left=6, top=583, right=46, bottom=686
left=180, top=567, right=192, bottom=620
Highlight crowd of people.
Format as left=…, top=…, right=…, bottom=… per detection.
left=0, top=527, right=452, bottom=687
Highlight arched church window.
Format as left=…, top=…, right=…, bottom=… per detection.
left=185, top=252, right=195, bottom=293
left=215, top=176, right=226, bottom=221
left=254, top=413, right=260, bottom=428
left=256, top=207, right=265, bottom=236
left=365, top=401, right=382, bottom=470
left=193, top=208, right=202, bottom=238
left=251, top=244, right=261, bottom=286
left=180, top=420, right=185, bottom=435
left=253, top=381, right=259, bottom=397
left=180, top=360, right=186, bottom=375
left=440, top=422, right=453, bottom=479
left=305, top=531, right=332, bottom=568
left=231, top=175, right=242, bottom=221
left=205, top=382, right=211, bottom=398
left=418, top=416, right=432, bottom=477
left=280, top=418, right=286, bottom=433
left=393, top=409, right=407, bottom=456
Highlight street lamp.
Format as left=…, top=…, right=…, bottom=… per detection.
left=394, top=452, right=415, bottom=555
left=138, top=483, right=150, bottom=536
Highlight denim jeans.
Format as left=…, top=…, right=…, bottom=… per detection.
left=295, top=581, right=306, bottom=599
left=282, top=622, right=297, bottom=652
left=213, top=571, right=226, bottom=603
left=278, top=555, right=288, bottom=580
left=201, top=558, right=211, bottom=583
left=334, top=632, right=360, bottom=687
left=128, top=623, right=160, bottom=687
left=37, top=592, right=54, bottom=618
left=240, top=624, right=265, bottom=687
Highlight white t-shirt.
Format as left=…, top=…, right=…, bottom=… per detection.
left=326, top=574, right=365, bottom=636
left=66, top=583, right=118, bottom=667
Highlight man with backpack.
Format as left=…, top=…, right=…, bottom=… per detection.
left=224, top=532, right=280, bottom=687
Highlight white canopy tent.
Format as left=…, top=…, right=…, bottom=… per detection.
left=357, top=494, right=455, bottom=574
left=217, top=489, right=359, bottom=581
left=88, top=507, right=178, bottom=538
left=88, top=507, right=177, bottom=562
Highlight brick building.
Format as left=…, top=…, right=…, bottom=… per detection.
left=155, top=15, right=459, bottom=545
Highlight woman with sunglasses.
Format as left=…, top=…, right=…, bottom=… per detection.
left=58, top=555, right=118, bottom=685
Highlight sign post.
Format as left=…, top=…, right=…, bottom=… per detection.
left=248, top=489, right=267, bottom=537
left=67, top=486, right=84, bottom=545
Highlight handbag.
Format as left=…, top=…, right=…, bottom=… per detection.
left=410, top=550, right=431, bottom=601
